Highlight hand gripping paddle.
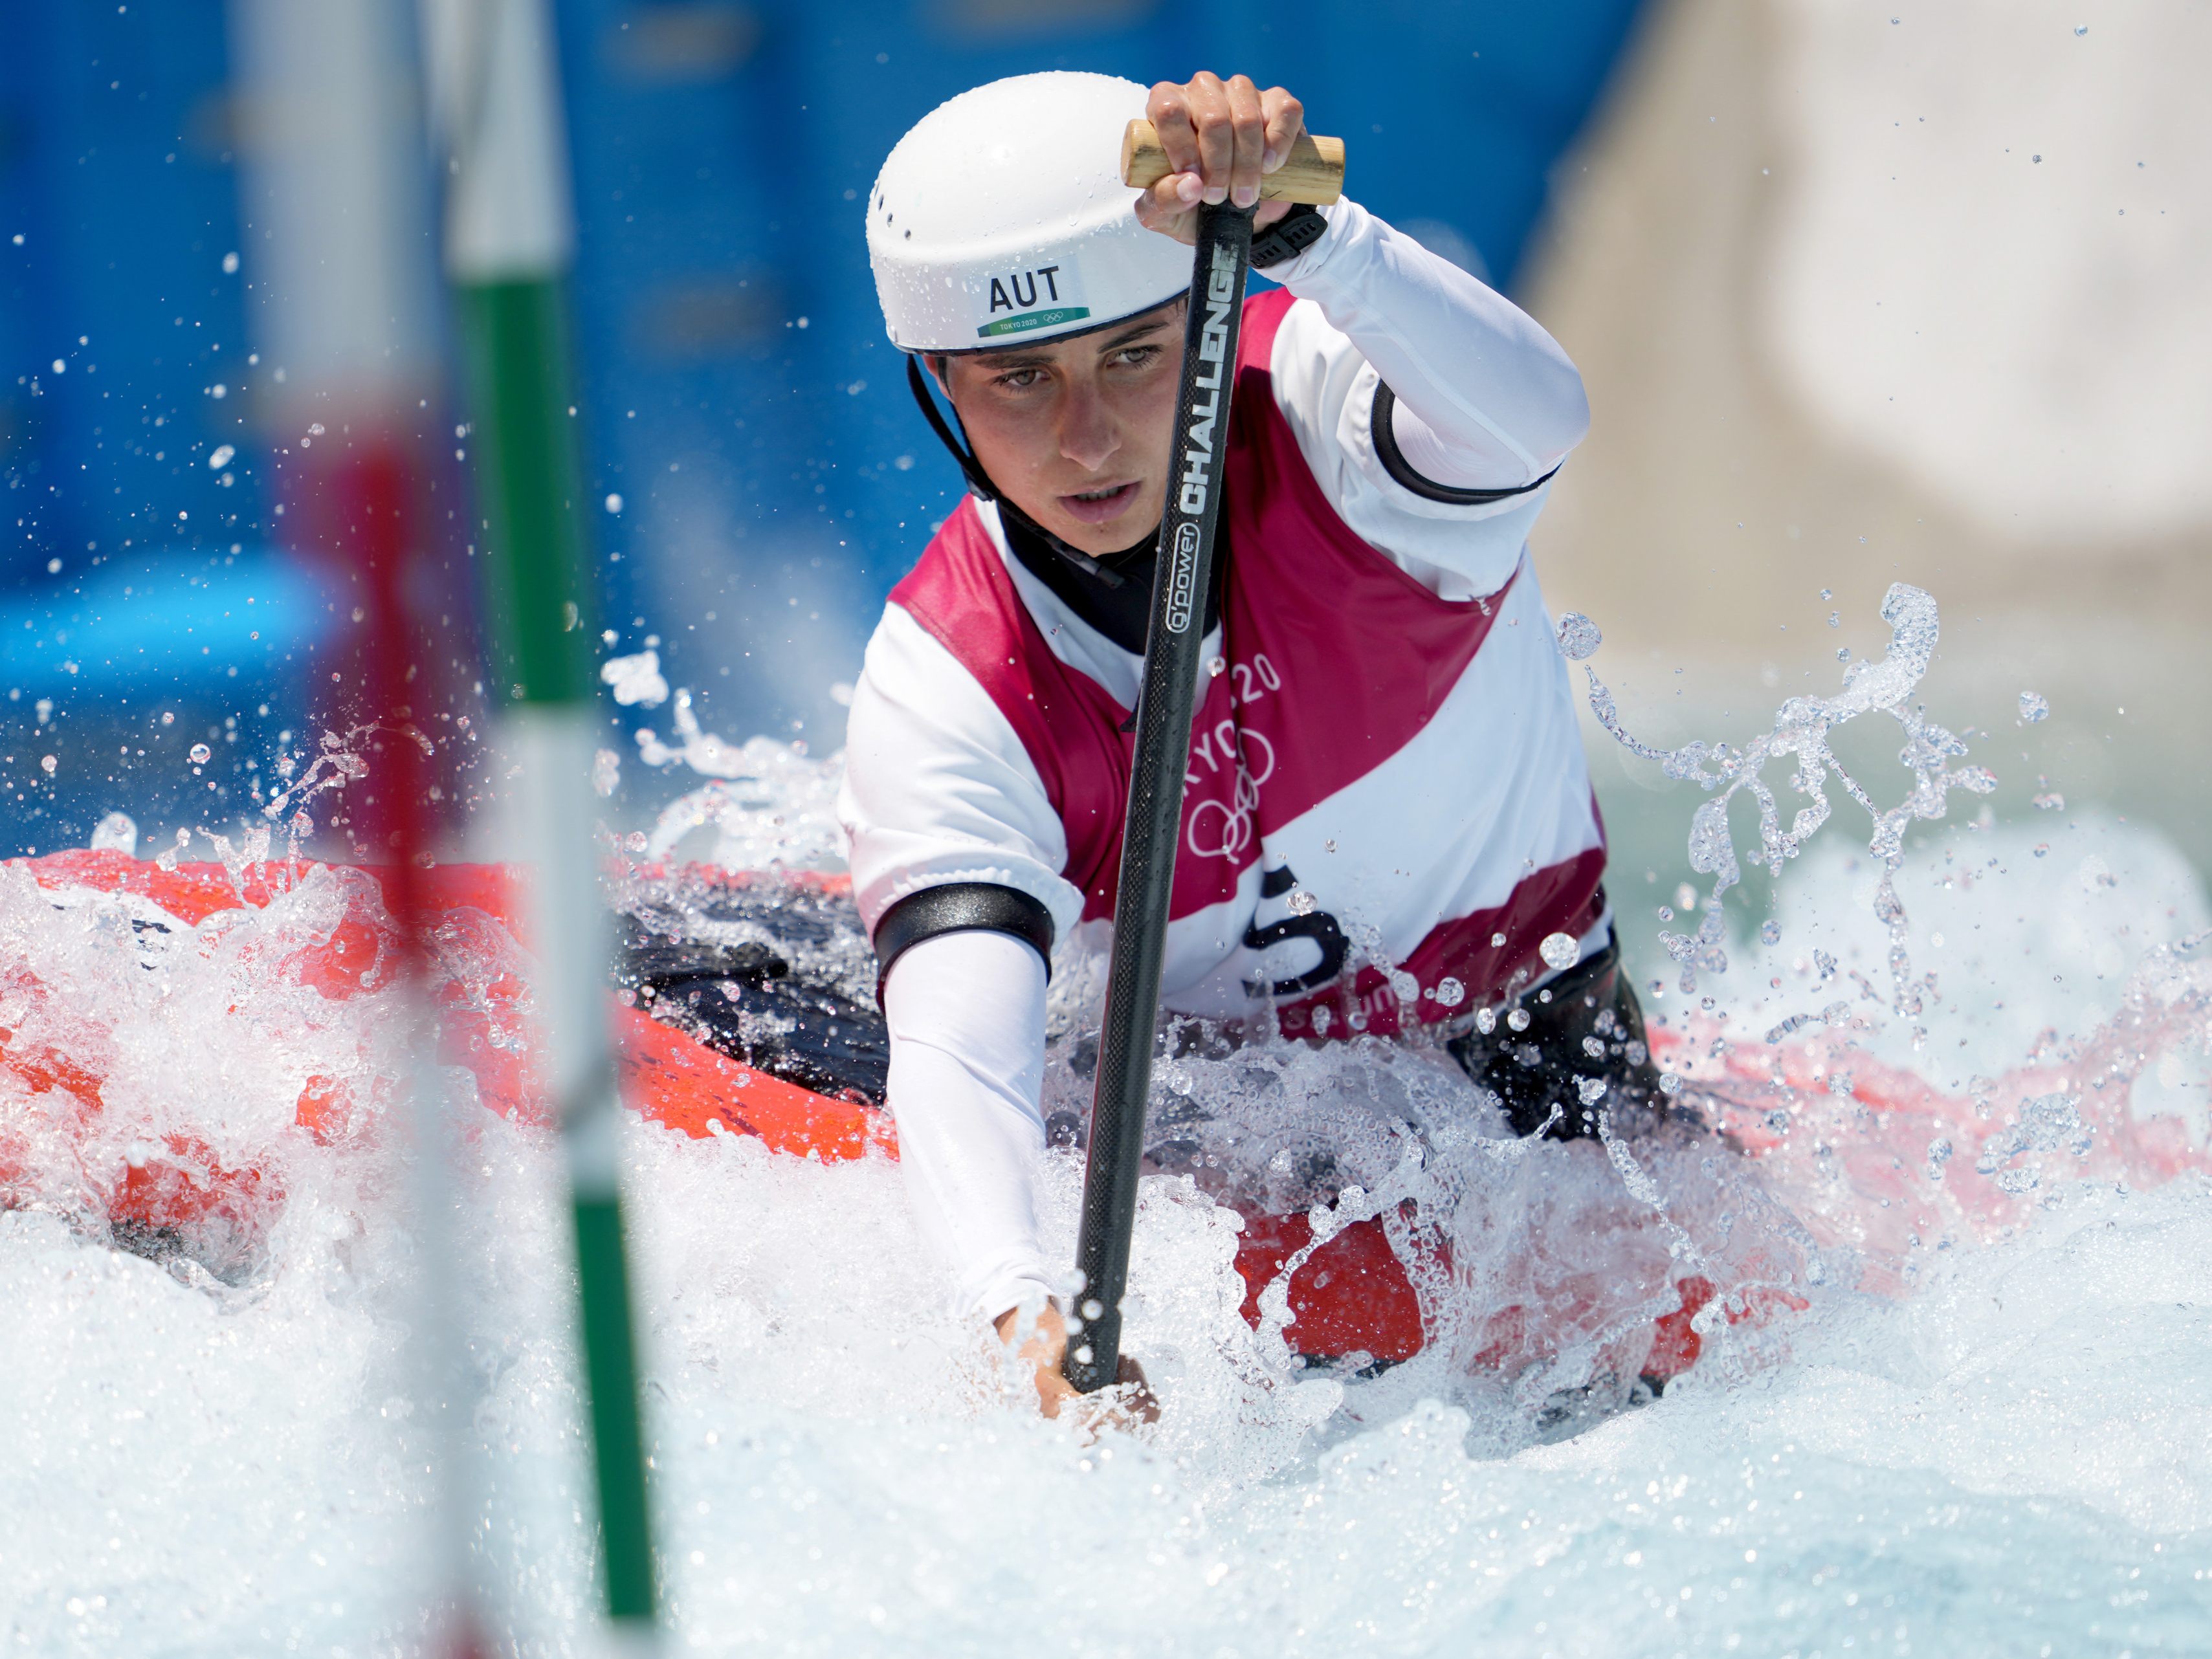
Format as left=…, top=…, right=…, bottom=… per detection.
left=1061, top=121, right=1346, bottom=1396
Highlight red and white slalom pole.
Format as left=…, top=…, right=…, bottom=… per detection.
left=228, top=0, right=492, bottom=1652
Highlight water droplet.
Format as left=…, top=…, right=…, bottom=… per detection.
left=188, top=743, right=212, bottom=765
left=605, top=493, right=625, bottom=514
left=2018, top=690, right=2049, bottom=722
left=1676, top=883, right=1698, bottom=912
left=1539, top=931, right=1580, bottom=970
left=1433, top=976, right=1465, bottom=1007
left=1576, top=1076, right=1608, bottom=1105
left=2073, top=22, right=2087, bottom=34
left=1474, top=1006, right=1496, bottom=1034
left=1819, top=588, right=1833, bottom=600
left=90, top=812, right=137, bottom=855
left=39, top=754, right=57, bottom=775
left=2033, top=791, right=2064, bottom=811
left=207, top=444, right=235, bottom=470
left=1490, top=931, right=1507, bottom=949
left=1555, top=611, right=1602, bottom=661
left=1288, top=888, right=1317, bottom=916
left=1759, top=919, right=1781, bottom=945
left=1826, top=611, right=1841, bottom=628
left=1507, top=1007, right=1531, bottom=1032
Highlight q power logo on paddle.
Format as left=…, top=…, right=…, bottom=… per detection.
left=975, top=263, right=1089, bottom=340
left=1175, top=242, right=1240, bottom=519
left=1163, top=522, right=1200, bottom=633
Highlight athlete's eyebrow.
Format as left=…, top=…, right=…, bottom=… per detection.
left=1095, top=318, right=1172, bottom=355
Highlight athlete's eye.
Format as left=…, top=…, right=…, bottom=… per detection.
left=1109, top=345, right=1162, bottom=369
left=992, top=368, right=1045, bottom=390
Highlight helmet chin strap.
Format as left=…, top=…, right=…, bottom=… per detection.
left=905, top=354, right=1134, bottom=589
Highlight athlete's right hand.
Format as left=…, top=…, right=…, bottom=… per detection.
left=995, top=1302, right=1159, bottom=1432
left=1134, top=71, right=1305, bottom=245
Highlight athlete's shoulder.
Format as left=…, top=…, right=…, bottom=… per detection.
left=887, top=498, right=1028, bottom=664
left=872, top=500, right=1115, bottom=786
left=889, top=496, right=1002, bottom=614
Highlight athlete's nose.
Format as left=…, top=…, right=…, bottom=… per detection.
left=1057, top=377, right=1121, bottom=474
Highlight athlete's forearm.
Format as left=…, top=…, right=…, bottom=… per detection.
left=1270, top=197, right=1589, bottom=487
left=881, top=928, right=1057, bottom=1323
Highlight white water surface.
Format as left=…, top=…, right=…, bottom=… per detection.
left=6, top=618, right=2212, bottom=1656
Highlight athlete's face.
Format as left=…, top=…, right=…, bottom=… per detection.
left=935, top=302, right=1185, bottom=557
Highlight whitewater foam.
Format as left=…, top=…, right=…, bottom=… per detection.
left=3, top=608, right=2211, bottom=1653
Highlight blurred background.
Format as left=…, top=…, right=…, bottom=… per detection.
left=3, top=0, right=2205, bottom=904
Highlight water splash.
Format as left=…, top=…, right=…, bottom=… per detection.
left=1554, top=611, right=1602, bottom=661
left=634, top=687, right=846, bottom=871
left=601, top=648, right=670, bottom=709
left=260, top=723, right=431, bottom=856
left=1974, top=1090, right=2090, bottom=1194
left=5, top=699, right=2212, bottom=1653
left=1582, top=583, right=1995, bottom=1007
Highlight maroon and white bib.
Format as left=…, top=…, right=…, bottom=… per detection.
left=850, top=288, right=1606, bottom=1035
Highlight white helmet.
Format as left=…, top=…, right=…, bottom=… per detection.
left=867, top=71, right=1189, bottom=355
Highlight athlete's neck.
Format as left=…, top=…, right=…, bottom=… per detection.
left=999, top=510, right=1219, bottom=657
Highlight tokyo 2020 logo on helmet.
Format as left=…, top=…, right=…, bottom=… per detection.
left=865, top=72, right=1190, bottom=356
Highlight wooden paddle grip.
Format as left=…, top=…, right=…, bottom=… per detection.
left=1120, top=119, right=1345, bottom=204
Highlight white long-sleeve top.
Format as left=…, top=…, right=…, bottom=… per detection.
left=846, top=199, right=1600, bottom=1323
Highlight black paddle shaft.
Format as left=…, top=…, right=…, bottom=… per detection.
left=1063, top=203, right=1254, bottom=1394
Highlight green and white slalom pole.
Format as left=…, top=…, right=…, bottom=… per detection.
left=421, top=0, right=659, bottom=1643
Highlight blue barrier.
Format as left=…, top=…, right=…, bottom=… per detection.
left=1, top=546, right=338, bottom=699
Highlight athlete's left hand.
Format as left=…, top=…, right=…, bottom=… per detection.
left=1134, top=72, right=1305, bottom=246
left=995, top=1302, right=1160, bottom=1433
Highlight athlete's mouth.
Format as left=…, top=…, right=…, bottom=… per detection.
left=1056, top=480, right=1140, bottom=525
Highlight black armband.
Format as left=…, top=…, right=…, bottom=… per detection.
left=873, top=882, right=1055, bottom=1005
left=1370, top=380, right=1562, bottom=505
left=1250, top=203, right=1329, bottom=270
